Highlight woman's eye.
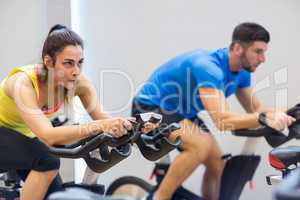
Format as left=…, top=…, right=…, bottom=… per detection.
left=64, top=62, right=73, bottom=67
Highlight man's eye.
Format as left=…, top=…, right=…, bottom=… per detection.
left=255, top=50, right=263, bottom=54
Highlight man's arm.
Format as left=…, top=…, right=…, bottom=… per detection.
left=236, top=87, right=274, bottom=113
left=199, top=87, right=260, bottom=131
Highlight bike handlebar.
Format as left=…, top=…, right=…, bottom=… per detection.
left=232, top=104, right=300, bottom=147
left=48, top=112, right=181, bottom=173
left=48, top=104, right=300, bottom=173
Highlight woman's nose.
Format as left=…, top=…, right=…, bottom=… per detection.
left=73, top=65, right=81, bottom=76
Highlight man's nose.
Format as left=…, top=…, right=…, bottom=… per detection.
left=259, top=53, right=265, bottom=63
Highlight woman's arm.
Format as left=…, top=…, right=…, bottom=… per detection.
left=8, top=73, right=129, bottom=146
left=74, top=74, right=110, bottom=120
left=74, top=75, right=157, bottom=133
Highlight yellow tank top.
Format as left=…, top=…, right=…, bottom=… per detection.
left=0, top=65, right=61, bottom=138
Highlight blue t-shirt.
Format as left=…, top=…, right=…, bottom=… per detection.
left=135, top=48, right=251, bottom=119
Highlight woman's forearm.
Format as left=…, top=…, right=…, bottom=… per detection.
left=42, top=120, right=103, bottom=146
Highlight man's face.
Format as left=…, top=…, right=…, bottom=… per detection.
left=240, top=41, right=268, bottom=72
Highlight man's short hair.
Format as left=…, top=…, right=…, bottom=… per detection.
left=230, top=22, right=270, bottom=49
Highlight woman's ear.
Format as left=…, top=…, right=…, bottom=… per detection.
left=43, top=55, right=54, bottom=68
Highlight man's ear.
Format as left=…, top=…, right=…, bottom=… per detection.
left=232, top=43, right=244, bottom=57
left=43, top=55, right=54, bottom=68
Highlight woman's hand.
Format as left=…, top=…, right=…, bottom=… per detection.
left=98, top=117, right=133, bottom=137
left=126, top=116, right=160, bottom=134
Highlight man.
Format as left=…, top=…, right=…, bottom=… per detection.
left=132, top=22, right=295, bottom=200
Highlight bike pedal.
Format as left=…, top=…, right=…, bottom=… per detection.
left=266, top=175, right=282, bottom=185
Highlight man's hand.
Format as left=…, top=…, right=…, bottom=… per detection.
left=265, top=112, right=296, bottom=131
left=142, top=122, right=160, bottom=133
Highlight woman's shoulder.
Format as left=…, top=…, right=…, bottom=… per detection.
left=4, top=70, right=35, bottom=99
left=9, top=64, right=37, bottom=74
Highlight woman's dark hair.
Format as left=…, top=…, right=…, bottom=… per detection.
left=230, top=22, right=270, bottom=49
left=42, top=24, right=84, bottom=64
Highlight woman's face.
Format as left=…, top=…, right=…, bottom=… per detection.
left=48, top=45, right=84, bottom=90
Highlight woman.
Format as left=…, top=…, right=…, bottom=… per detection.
left=0, top=24, right=136, bottom=200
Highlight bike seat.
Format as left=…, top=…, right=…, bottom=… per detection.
left=0, top=169, right=8, bottom=174
left=48, top=187, right=135, bottom=200
left=269, top=146, right=300, bottom=169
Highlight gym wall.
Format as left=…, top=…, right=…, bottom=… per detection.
left=71, top=0, right=300, bottom=199
left=0, top=1, right=299, bottom=199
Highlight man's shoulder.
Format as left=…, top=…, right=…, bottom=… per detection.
left=186, top=48, right=227, bottom=63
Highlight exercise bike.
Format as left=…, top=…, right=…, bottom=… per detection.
left=106, top=104, right=300, bottom=200
left=0, top=115, right=69, bottom=200
left=0, top=112, right=180, bottom=200
left=47, top=112, right=182, bottom=200
left=266, top=146, right=300, bottom=186
left=266, top=105, right=300, bottom=186
left=0, top=115, right=106, bottom=200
